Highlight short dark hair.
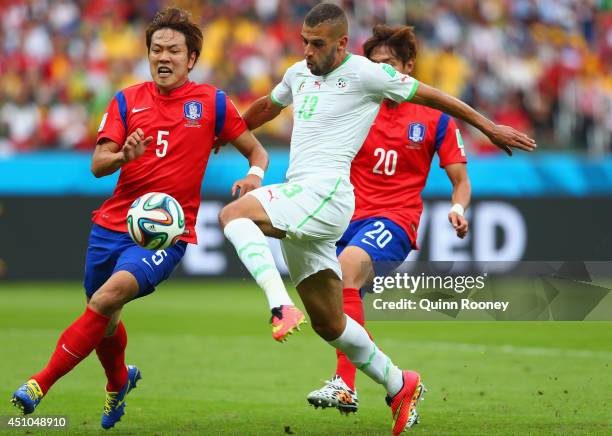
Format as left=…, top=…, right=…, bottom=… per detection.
left=146, top=8, right=203, bottom=68
left=363, top=25, right=418, bottom=66
left=304, top=3, right=348, bottom=35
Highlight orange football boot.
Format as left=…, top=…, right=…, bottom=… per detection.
left=386, top=371, right=426, bottom=434
left=270, top=305, right=306, bottom=342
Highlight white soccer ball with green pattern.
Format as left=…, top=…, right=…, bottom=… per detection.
left=126, top=192, right=185, bottom=250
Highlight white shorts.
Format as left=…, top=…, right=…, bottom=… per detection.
left=248, top=176, right=354, bottom=285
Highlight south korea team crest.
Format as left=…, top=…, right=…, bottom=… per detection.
left=183, top=100, right=203, bottom=127
left=408, top=122, right=426, bottom=143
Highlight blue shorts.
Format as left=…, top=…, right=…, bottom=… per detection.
left=336, top=217, right=412, bottom=276
left=83, top=224, right=187, bottom=299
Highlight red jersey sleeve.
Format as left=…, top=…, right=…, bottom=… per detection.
left=216, top=94, right=247, bottom=142
left=436, top=115, right=468, bottom=167
left=96, top=93, right=127, bottom=146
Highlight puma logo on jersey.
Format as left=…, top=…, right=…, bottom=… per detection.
left=268, top=189, right=279, bottom=202
left=132, top=107, right=151, bottom=113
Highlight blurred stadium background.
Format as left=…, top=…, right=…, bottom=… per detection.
left=0, top=0, right=611, bottom=279
left=1, top=0, right=611, bottom=153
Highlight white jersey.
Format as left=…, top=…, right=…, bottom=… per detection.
left=271, top=53, right=419, bottom=181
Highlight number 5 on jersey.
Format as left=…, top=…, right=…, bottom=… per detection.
left=156, top=130, right=169, bottom=158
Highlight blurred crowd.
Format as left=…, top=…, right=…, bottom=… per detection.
left=0, top=0, right=610, bottom=156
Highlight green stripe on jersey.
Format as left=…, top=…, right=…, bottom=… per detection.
left=296, top=177, right=342, bottom=230
left=405, top=80, right=420, bottom=102
left=270, top=93, right=286, bottom=108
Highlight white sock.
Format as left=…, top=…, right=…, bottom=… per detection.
left=329, top=315, right=403, bottom=396
left=224, top=218, right=293, bottom=309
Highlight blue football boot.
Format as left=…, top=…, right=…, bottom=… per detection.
left=11, top=379, right=44, bottom=414
left=101, top=365, right=142, bottom=430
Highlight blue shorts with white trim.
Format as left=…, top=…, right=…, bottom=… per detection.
left=336, top=217, right=412, bottom=277
left=83, top=224, right=186, bottom=299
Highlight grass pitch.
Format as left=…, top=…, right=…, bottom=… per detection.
left=0, top=280, right=610, bottom=435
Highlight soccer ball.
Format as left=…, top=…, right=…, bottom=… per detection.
left=126, top=192, right=185, bottom=250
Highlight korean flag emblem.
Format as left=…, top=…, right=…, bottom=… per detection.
left=184, top=101, right=203, bottom=120
left=408, top=122, right=425, bottom=143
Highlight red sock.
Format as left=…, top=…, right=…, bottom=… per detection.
left=336, top=287, right=373, bottom=391
left=96, top=321, right=128, bottom=392
left=31, top=306, right=110, bottom=394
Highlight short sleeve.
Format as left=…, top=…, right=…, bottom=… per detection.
left=96, top=92, right=128, bottom=146
left=360, top=61, right=419, bottom=103
left=436, top=116, right=468, bottom=167
left=270, top=68, right=293, bottom=107
left=216, top=93, right=247, bottom=142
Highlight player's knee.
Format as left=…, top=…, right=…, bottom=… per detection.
left=89, top=287, right=128, bottom=316
left=218, top=205, right=230, bottom=228
left=339, top=256, right=371, bottom=290
left=342, top=272, right=363, bottom=290
left=311, top=317, right=344, bottom=341
left=218, top=203, right=244, bottom=229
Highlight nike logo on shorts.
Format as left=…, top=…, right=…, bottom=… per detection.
left=360, top=239, right=378, bottom=249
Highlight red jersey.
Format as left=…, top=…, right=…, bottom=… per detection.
left=94, top=80, right=247, bottom=243
left=351, top=100, right=467, bottom=247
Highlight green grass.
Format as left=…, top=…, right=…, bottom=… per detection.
left=0, top=281, right=611, bottom=435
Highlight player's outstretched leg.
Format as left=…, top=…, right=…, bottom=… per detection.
left=101, top=364, right=142, bottom=429
left=10, top=272, right=139, bottom=415
left=223, top=217, right=305, bottom=341
left=298, top=270, right=425, bottom=434
left=307, top=288, right=363, bottom=414
left=10, top=306, right=111, bottom=414
left=220, top=196, right=306, bottom=342
left=331, top=316, right=426, bottom=433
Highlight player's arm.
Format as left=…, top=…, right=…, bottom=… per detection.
left=243, top=65, right=293, bottom=130
left=410, top=84, right=535, bottom=156
left=362, top=62, right=535, bottom=155
left=444, top=163, right=471, bottom=239
left=91, top=128, right=153, bottom=178
left=217, top=93, right=270, bottom=197
left=229, top=130, right=270, bottom=197
left=212, top=96, right=282, bottom=151
left=242, top=95, right=284, bottom=131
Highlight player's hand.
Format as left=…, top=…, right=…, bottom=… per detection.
left=487, top=124, right=536, bottom=156
left=448, top=212, right=469, bottom=239
left=231, top=174, right=262, bottom=197
left=122, top=128, right=153, bottom=163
